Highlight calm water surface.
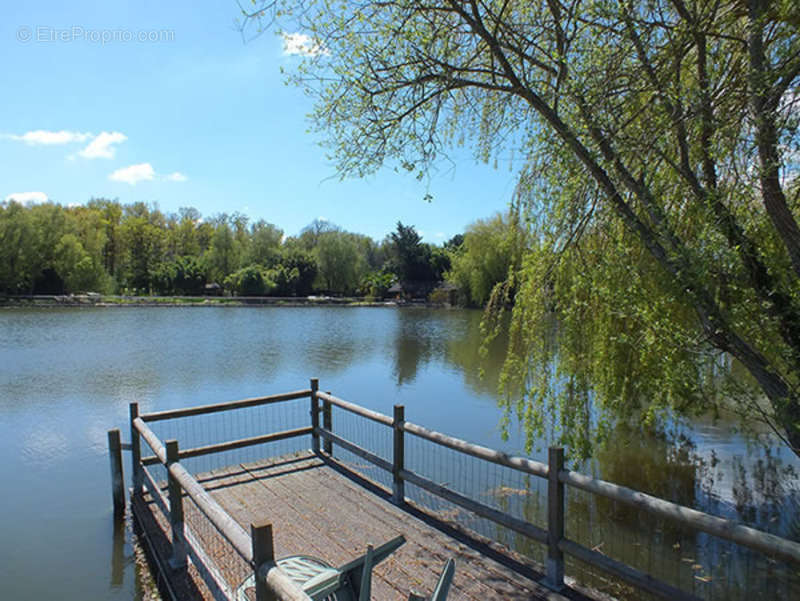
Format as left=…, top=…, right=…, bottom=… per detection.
left=0, top=306, right=797, bottom=600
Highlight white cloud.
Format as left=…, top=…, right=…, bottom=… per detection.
left=5, top=130, right=92, bottom=145
left=166, top=171, right=188, bottom=182
left=4, top=191, right=48, bottom=205
left=281, top=32, right=327, bottom=56
left=4, top=129, right=129, bottom=160
left=109, top=163, right=155, bottom=185
left=79, top=131, right=127, bottom=159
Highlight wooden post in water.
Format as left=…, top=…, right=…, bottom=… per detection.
left=545, top=447, right=565, bottom=590
left=166, top=439, right=187, bottom=570
left=111, top=513, right=125, bottom=586
left=129, top=402, right=142, bottom=496
left=107, top=428, right=125, bottom=518
left=322, top=392, right=333, bottom=456
left=392, top=404, right=405, bottom=505
left=310, top=378, right=320, bottom=454
left=252, top=521, right=276, bottom=601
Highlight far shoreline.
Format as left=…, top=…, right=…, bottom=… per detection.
left=0, top=294, right=460, bottom=309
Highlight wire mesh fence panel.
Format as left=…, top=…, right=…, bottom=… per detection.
left=403, top=430, right=549, bottom=563
left=133, top=397, right=317, bottom=601
left=325, top=405, right=394, bottom=490
left=147, top=397, right=311, bottom=476
left=563, top=485, right=800, bottom=601
left=182, top=490, right=252, bottom=596
left=141, top=460, right=170, bottom=519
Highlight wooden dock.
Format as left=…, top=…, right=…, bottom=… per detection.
left=135, top=451, right=597, bottom=601
left=113, top=382, right=800, bottom=601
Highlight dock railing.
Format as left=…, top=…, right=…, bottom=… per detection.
left=311, top=382, right=800, bottom=601
left=112, top=391, right=316, bottom=601
left=108, top=379, right=800, bottom=601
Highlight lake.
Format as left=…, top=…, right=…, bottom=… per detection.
left=1, top=306, right=797, bottom=600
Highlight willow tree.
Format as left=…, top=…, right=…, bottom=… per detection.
left=244, top=0, right=800, bottom=456
left=447, top=211, right=525, bottom=307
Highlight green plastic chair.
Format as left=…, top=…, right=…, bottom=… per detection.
left=407, top=558, right=456, bottom=601
left=236, top=534, right=406, bottom=601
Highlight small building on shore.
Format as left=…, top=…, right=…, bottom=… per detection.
left=387, top=280, right=460, bottom=304
left=204, top=282, right=223, bottom=296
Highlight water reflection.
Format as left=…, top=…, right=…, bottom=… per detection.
left=444, top=310, right=508, bottom=396
left=487, top=420, right=800, bottom=599
left=111, top=518, right=125, bottom=588
left=393, top=309, right=440, bottom=384
left=593, top=423, right=699, bottom=510
left=1, top=306, right=798, bottom=601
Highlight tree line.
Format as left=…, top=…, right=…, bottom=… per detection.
left=0, top=198, right=522, bottom=304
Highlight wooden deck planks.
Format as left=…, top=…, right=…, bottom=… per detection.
left=138, top=451, right=602, bottom=601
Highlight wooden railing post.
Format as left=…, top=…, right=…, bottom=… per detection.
left=545, top=447, right=565, bottom=590
left=252, top=521, right=276, bottom=601
left=129, top=402, right=142, bottom=496
left=166, top=439, right=187, bottom=570
left=322, top=392, right=333, bottom=456
left=310, top=378, right=320, bottom=454
left=107, top=428, right=125, bottom=518
left=392, top=404, right=405, bottom=504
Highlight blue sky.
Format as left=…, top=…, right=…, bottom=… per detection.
left=0, top=1, right=520, bottom=242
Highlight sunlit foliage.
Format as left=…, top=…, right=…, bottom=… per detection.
left=245, top=0, right=800, bottom=457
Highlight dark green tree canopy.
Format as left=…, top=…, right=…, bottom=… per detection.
left=387, top=221, right=449, bottom=284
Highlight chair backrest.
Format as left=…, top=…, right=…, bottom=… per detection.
left=237, top=535, right=407, bottom=601
left=358, top=544, right=374, bottom=601
left=338, top=534, right=406, bottom=600
left=407, top=559, right=456, bottom=601
left=429, top=559, right=455, bottom=601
